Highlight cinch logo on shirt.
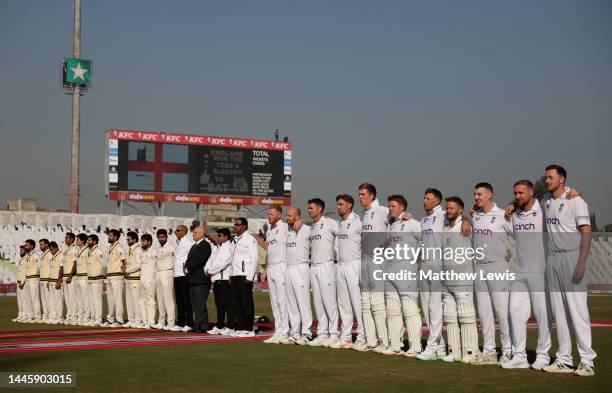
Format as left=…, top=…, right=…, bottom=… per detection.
left=472, top=228, right=492, bottom=236
left=309, top=234, right=322, bottom=241
left=287, top=241, right=297, bottom=248
left=338, top=234, right=349, bottom=240
left=267, top=239, right=278, bottom=246
left=514, top=223, right=536, bottom=231
left=389, top=235, right=403, bottom=242
left=545, top=217, right=560, bottom=225
left=421, top=228, right=434, bottom=235
left=362, top=224, right=373, bottom=231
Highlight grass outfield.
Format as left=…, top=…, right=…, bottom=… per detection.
left=0, top=294, right=610, bottom=393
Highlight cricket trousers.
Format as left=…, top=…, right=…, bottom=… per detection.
left=88, top=281, right=103, bottom=324
left=509, top=272, right=551, bottom=362
left=336, top=260, right=364, bottom=342
left=76, top=278, right=91, bottom=321
left=547, top=250, right=596, bottom=367
left=475, top=261, right=511, bottom=355
left=126, top=282, right=141, bottom=323
left=49, top=284, right=64, bottom=321
left=420, top=262, right=445, bottom=354
left=139, top=278, right=157, bottom=326
left=310, top=262, right=338, bottom=339
left=26, top=280, right=41, bottom=319
left=40, top=281, right=50, bottom=320
left=17, top=285, right=31, bottom=320
left=286, top=264, right=312, bottom=338
left=156, top=270, right=175, bottom=325
left=267, top=263, right=289, bottom=336
left=62, top=279, right=77, bottom=321
left=106, top=278, right=125, bottom=323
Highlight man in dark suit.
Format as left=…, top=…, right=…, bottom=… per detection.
left=183, top=225, right=212, bottom=333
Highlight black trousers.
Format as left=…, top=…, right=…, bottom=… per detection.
left=213, top=280, right=233, bottom=329
left=189, top=283, right=211, bottom=332
left=174, top=276, right=193, bottom=328
left=231, top=276, right=254, bottom=331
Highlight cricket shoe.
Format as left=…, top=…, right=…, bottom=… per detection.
left=11, top=317, right=19, bottom=322
left=572, top=362, right=595, bottom=377
left=442, top=353, right=462, bottom=363
left=380, top=347, right=402, bottom=356
left=308, top=336, right=329, bottom=347
left=132, top=322, right=144, bottom=329
left=99, top=321, right=111, bottom=328
left=461, top=353, right=479, bottom=364
left=151, top=323, right=164, bottom=330
left=530, top=358, right=550, bottom=371
left=416, top=349, right=439, bottom=361
left=326, top=336, right=340, bottom=348
left=470, top=353, right=498, bottom=365
left=329, top=339, right=353, bottom=349
left=109, top=322, right=121, bottom=328
left=237, top=330, right=255, bottom=338
left=279, top=336, right=294, bottom=345
left=219, top=327, right=234, bottom=335
left=263, top=333, right=282, bottom=344
left=500, top=357, right=530, bottom=369
left=168, top=324, right=184, bottom=332
left=403, top=348, right=421, bottom=358
left=498, top=351, right=512, bottom=365
left=295, top=336, right=311, bottom=346
left=122, top=322, right=133, bottom=328
left=542, top=360, right=574, bottom=374
left=350, top=340, right=369, bottom=352
left=207, top=326, right=222, bottom=335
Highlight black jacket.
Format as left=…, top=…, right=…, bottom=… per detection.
left=184, top=240, right=212, bottom=285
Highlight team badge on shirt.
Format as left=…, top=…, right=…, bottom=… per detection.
left=491, top=217, right=496, bottom=223
left=559, top=203, right=565, bottom=213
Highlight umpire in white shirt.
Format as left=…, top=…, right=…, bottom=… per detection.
left=230, top=217, right=259, bottom=337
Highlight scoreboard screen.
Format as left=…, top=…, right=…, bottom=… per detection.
left=106, top=129, right=292, bottom=206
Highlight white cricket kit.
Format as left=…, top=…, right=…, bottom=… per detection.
left=75, top=246, right=91, bottom=321
left=510, top=200, right=551, bottom=362
left=39, top=250, right=51, bottom=320
left=361, top=199, right=390, bottom=347
left=156, top=241, right=176, bottom=325
left=62, top=244, right=79, bottom=322
left=266, top=221, right=289, bottom=336
left=25, top=251, right=41, bottom=320
left=286, top=225, right=312, bottom=338
left=441, top=216, right=478, bottom=360
left=125, top=244, right=143, bottom=324
left=139, top=247, right=157, bottom=326
left=386, top=217, right=422, bottom=353
left=420, top=204, right=446, bottom=354
left=48, top=251, right=64, bottom=321
left=309, top=216, right=339, bottom=339
left=87, top=246, right=107, bottom=324
left=337, top=212, right=364, bottom=342
left=472, top=204, right=513, bottom=355
left=106, top=242, right=126, bottom=324
left=543, top=190, right=596, bottom=367
left=17, top=256, right=30, bottom=320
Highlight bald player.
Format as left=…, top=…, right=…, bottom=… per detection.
left=259, top=206, right=290, bottom=344
left=283, top=207, right=313, bottom=345
left=331, top=194, right=366, bottom=350
left=440, top=196, right=480, bottom=363
left=86, top=234, right=107, bottom=327
left=62, top=233, right=79, bottom=325
left=382, top=194, right=422, bottom=356
left=502, top=180, right=551, bottom=370
left=540, top=165, right=596, bottom=377
left=470, top=182, right=514, bottom=366
left=74, top=233, right=91, bottom=325
left=24, top=239, right=41, bottom=322
left=307, top=198, right=340, bottom=347
left=38, top=239, right=51, bottom=323
left=105, top=229, right=126, bottom=327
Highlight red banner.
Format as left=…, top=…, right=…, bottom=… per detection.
left=107, top=129, right=292, bottom=151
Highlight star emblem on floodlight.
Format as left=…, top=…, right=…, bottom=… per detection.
left=70, top=62, right=88, bottom=81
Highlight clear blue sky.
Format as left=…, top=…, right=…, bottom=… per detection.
left=1, top=0, right=610, bottom=224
